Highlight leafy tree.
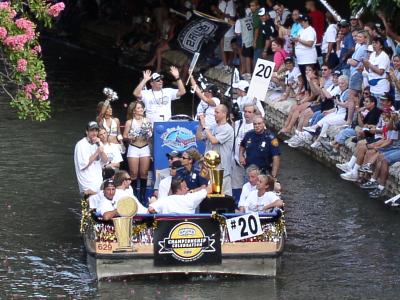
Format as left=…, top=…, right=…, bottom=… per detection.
left=0, top=0, right=64, bottom=121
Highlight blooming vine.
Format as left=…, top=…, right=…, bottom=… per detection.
left=0, top=0, right=64, bottom=121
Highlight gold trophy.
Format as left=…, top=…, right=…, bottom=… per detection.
left=112, top=196, right=138, bottom=252
left=204, top=150, right=224, bottom=196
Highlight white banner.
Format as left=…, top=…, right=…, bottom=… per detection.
left=247, top=59, right=275, bottom=102
left=226, top=212, right=263, bottom=242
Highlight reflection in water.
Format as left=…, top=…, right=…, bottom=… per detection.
left=0, top=40, right=399, bottom=298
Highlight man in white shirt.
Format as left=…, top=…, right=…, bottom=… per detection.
left=232, top=104, right=256, bottom=189
left=74, top=121, right=108, bottom=195
left=93, top=179, right=117, bottom=220
left=133, top=66, right=186, bottom=123
left=237, top=165, right=261, bottom=212
left=232, top=80, right=265, bottom=117
left=148, top=178, right=210, bottom=214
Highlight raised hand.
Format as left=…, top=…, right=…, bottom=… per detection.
left=170, top=66, right=180, bottom=79
left=143, top=70, right=152, bottom=82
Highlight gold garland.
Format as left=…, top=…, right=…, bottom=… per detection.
left=80, top=198, right=93, bottom=233
left=132, top=220, right=158, bottom=236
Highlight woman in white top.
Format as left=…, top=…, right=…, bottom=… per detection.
left=293, top=14, right=317, bottom=89
left=123, top=101, right=152, bottom=203
left=96, top=101, right=122, bottom=145
left=244, top=174, right=283, bottom=213
left=363, top=36, right=391, bottom=105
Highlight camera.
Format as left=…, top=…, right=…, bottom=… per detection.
left=231, top=102, right=242, bottom=122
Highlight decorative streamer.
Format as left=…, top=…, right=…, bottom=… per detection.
left=318, top=0, right=342, bottom=21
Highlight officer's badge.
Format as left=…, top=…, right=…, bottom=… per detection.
left=271, top=138, right=279, bottom=147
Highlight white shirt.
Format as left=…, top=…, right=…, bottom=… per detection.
left=238, top=182, right=257, bottom=207
left=236, top=95, right=265, bottom=117
left=113, top=188, right=148, bottom=214
left=158, top=176, right=172, bottom=199
left=321, top=24, right=337, bottom=54
left=74, top=137, right=103, bottom=194
left=245, top=190, right=280, bottom=213
left=102, top=143, right=123, bottom=167
left=141, top=88, right=180, bottom=123
left=295, top=26, right=317, bottom=65
left=234, top=121, right=253, bottom=163
left=149, top=189, right=207, bottom=214
left=219, top=0, right=236, bottom=37
left=367, top=51, right=391, bottom=95
left=196, top=97, right=220, bottom=128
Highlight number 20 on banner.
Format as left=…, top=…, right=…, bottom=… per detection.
left=226, top=213, right=263, bottom=242
left=247, top=59, right=275, bottom=102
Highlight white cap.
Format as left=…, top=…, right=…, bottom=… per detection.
left=258, top=7, right=266, bottom=16
left=232, top=80, right=249, bottom=91
left=151, top=73, right=163, bottom=81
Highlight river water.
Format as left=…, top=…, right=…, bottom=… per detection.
left=0, top=40, right=399, bottom=299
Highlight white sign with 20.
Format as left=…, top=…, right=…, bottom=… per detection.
left=226, top=212, right=263, bottom=242
left=247, top=59, right=275, bottom=102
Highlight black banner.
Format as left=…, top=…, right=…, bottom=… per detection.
left=177, top=10, right=231, bottom=56
left=153, top=218, right=221, bottom=266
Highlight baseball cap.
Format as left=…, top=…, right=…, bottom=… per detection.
left=338, top=19, right=349, bottom=27
left=171, top=160, right=183, bottom=169
left=380, top=93, right=393, bottom=102
left=151, top=73, right=163, bottom=81
left=350, top=15, right=358, bottom=20
left=166, top=150, right=182, bottom=158
left=284, top=56, right=294, bottom=63
left=333, top=70, right=342, bottom=77
left=258, top=7, right=267, bottom=16
left=232, top=80, right=250, bottom=91
left=103, top=179, right=115, bottom=189
left=205, top=83, right=219, bottom=94
left=299, top=14, right=310, bottom=22
left=86, top=121, right=99, bottom=130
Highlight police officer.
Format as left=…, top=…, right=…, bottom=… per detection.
left=239, top=116, right=281, bottom=177
left=180, top=151, right=208, bottom=192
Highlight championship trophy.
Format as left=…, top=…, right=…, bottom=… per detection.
left=112, top=196, right=138, bottom=252
left=204, top=150, right=224, bottom=196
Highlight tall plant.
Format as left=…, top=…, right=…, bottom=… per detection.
left=0, top=0, right=64, bottom=121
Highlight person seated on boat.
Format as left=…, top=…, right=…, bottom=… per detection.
left=132, top=67, right=186, bottom=124
left=190, top=76, right=220, bottom=128
left=91, top=179, right=116, bottom=220
left=239, top=116, right=281, bottom=177
left=156, top=160, right=185, bottom=200
left=232, top=80, right=265, bottom=117
left=242, top=175, right=284, bottom=213
left=95, top=100, right=123, bottom=149
left=113, top=170, right=148, bottom=214
left=123, top=100, right=152, bottom=203
left=237, top=164, right=260, bottom=212
left=180, top=151, right=208, bottom=193
left=98, top=127, right=123, bottom=177
left=74, top=121, right=108, bottom=196
left=196, top=104, right=234, bottom=196
left=153, top=150, right=182, bottom=199
left=148, top=178, right=211, bottom=214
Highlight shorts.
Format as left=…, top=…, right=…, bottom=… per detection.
left=242, top=45, right=254, bottom=58
left=382, top=148, right=400, bottom=165
left=223, top=36, right=234, bottom=52
left=349, top=72, right=363, bottom=91
left=127, top=144, right=151, bottom=158
left=335, top=128, right=356, bottom=145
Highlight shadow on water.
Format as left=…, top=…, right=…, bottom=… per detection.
left=0, top=39, right=399, bottom=299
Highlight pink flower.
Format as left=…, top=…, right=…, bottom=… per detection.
left=16, top=59, right=27, bottom=72
left=47, top=2, right=65, bottom=17
left=0, top=27, right=7, bottom=40
left=15, top=18, right=35, bottom=40
left=33, top=45, right=41, bottom=53
left=3, top=35, right=28, bottom=51
left=0, top=2, right=10, bottom=10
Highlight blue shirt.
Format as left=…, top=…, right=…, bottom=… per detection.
left=291, top=22, right=302, bottom=38
left=240, top=130, right=281, bottom=172
left=339, top=32, right=355, bottom=68
left=181, top=167, right=208, bottom=191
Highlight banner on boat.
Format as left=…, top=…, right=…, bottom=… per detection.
left=153, top=121, right=205, bottom=170
left=153, top=218, right=221, bottom=266
left=176, top=10, right=231, bottom=56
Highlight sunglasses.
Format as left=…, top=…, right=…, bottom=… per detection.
left=124, top=177, right=132, bottom=181
left=321, top=68, right=329, bottom=71
left=182, top=156, right=190, bottom=159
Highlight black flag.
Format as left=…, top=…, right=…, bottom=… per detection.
left=177, top=10, right=231, bottom=56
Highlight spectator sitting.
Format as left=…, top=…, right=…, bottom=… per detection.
left=271, top=37, right=288, bottom=72
left=156, top=160, right=184, bottom=200
left=241, top=175, right=283, bottom=213
left=148, top=178, right=211, bottom=214
left=181, top=151, right=208, bottom=192
left=113, top=170, right=147, bottom=213
left=275, top=57, right=303, bottom=101
left=94, top=179, right=117, bottom=220
left=237, top=164, right=261, bottom=212
left=153, top=150, right=182, bottom=199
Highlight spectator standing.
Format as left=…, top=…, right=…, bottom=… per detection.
left=389, top=55, right=400, bottom=110
left=258, top=8, right=278, bottom=59
left=305, top=0, right=325, bottom=49
left=272, top=2, right=290, bottom=26
left=217, top=0, right=236, bottom=69
left=235, top=4, right=254, bottom=76
left=337, top=20, right=355, bottom=77
left=321, top=12, right=338, bottom=68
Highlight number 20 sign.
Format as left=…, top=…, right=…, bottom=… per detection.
left=247, top=59, right=275, bottom=102
left=226, top=213, right=263, bottom=242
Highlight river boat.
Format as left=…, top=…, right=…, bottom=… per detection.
left=80, top=118, right=285, bottom=280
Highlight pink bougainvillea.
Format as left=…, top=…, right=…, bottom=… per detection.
left=16, top=58, right=27, bottom=72
left=0, top=27, right=7, bottom=40
left=47, top=2, right=65, bottom=17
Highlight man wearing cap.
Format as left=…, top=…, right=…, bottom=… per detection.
left=232, top=80, right=265, bottom=117
left=190, top=76, right=220, bottom=128
left=239, top=115, right=280, bottom=177
left=196, top=104, right=234, bottom=196
left=89, top=179, right=116, bottom=219
left=337, top=19, right=355, bottom=77
left=74, top=121, right=108, bottom=195
left=157, top=160, right=185, bottom=199
left=133, top=66, right=186, bottom=124
left=258, top=7, right=278, bottom=59
left=153, top=151, right=182, bottom=198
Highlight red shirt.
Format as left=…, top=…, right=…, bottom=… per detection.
left=308, top=10, right=325, bottom=44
